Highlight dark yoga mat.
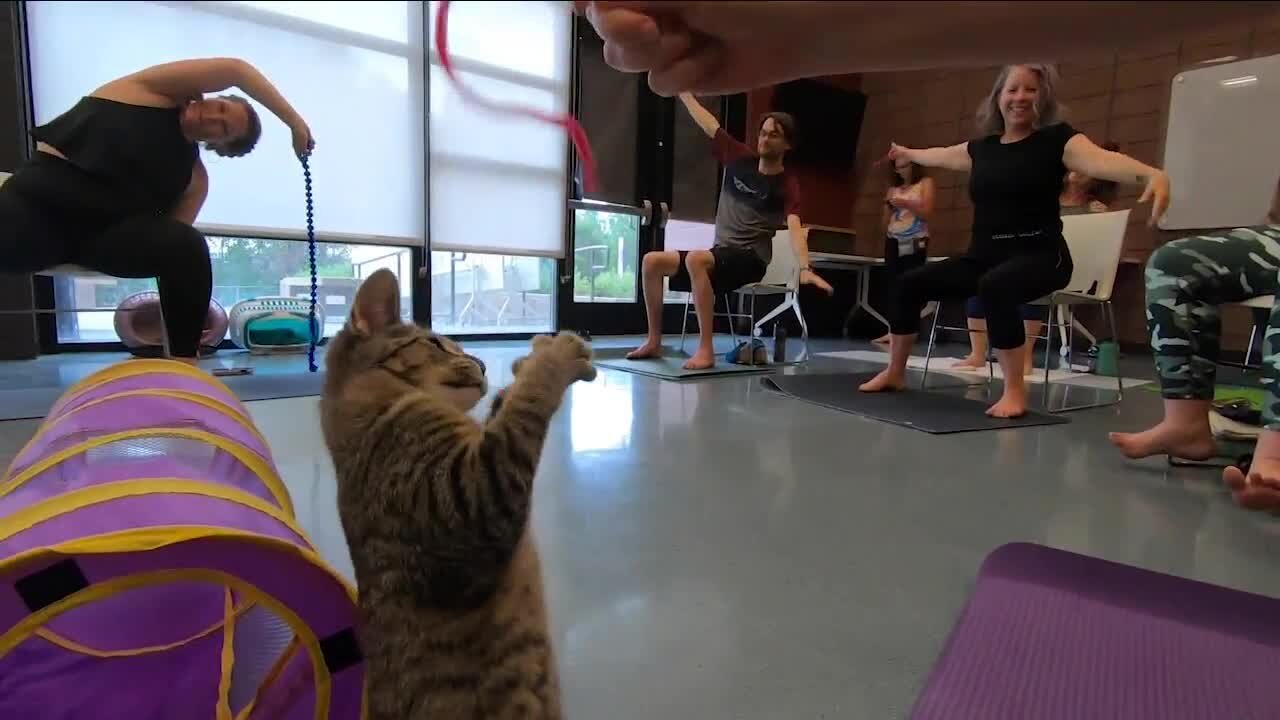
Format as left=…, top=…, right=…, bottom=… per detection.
left=0, top=369, right=325, bottom=421
left=593, top=345, right=777, bottom=381
left=912, top=542, right=1280, bottom=720
left=761, top=372, right=1068, bottom=433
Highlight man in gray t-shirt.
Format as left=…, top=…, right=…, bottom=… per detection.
left=626, top=93, right=831, bottom=369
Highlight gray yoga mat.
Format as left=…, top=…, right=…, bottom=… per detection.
left=593, top=345, right=778, bottom=381
left=0, top=369, right=326, bottom=421
left=761, top=372, right=1070, bottom=433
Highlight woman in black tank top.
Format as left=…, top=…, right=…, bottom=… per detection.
left=0, top=58, right=313, bottom=363
left=858, top=64, right=1170, bottom=419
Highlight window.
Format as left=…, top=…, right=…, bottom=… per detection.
left=426, top=1, right=572, bottom=258
left=53, top=238, right=412, bottom=344
left=25, top=1, right=425, bottom=243
left=573, top=208, right=640, bottom=303
left=429, top=251, right=554, bottom=335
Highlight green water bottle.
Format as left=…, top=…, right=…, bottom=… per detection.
left=1095, top=341, right=1120, bottom=377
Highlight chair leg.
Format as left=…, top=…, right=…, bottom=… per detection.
left=680, top=293, right=690, bottom=353
left=1042, top=301, right=1055, bottom=408
left=753, top=294, right=794, bottom=331
left=1245, top=320, right=1259, bottom=368
left=1067, top=306, right=1076, bottom=369
left=792, top=292, right=809, bottom=363
left=1051, top=300, right=1125, bottom=412
left=1107, top=301, right=1124, bottom=401
left=922, top=301, right=941, bottom=388
left=726, top=294, right=737, bottom=349
left=1056, top=305, right=1071, bottom=358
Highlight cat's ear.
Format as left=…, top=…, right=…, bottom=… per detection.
left=351, top=268, right=401, bottom=334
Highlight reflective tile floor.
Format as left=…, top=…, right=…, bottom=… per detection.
left=3, top=338, right=1279, bottom=719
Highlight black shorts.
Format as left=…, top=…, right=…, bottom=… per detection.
left=669, top=246, right=768, bottom=295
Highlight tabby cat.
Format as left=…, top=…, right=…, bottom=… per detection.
left=320, top=269, right=596, bottom=719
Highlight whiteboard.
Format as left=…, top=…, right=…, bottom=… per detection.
left=1160, top=54, right=1280, bottom=230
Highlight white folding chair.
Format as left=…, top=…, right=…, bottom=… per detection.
left=680, top=230, right=809, bottom=364
left=1223, top=294, right=1276, bottom=369
left=921, top=209, right=1131, bottom=412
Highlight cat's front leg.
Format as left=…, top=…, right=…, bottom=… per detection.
left=493, top=332, right=595, bottom=419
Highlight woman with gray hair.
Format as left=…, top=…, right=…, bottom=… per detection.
left=858, top=64, right=1169, bottom=418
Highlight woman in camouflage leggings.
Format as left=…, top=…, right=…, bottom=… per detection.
left=1111, top=181, right=1280, bottom=511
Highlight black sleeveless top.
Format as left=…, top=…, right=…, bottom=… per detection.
left=31, top=96, right=198, bottom=214
left=966, top=122, right=1081, bottom=236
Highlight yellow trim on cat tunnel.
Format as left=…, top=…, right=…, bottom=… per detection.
left=236, top=635, right=301, bottom=720
left=0, top=567, right=333, bottom=720
left=0, top=528, right=363, bottom=719
left=0, top=479, right=332, bottom=658
left=57, top=359, right=230, bottom=406
left=0, top=427, right=294, bottom=516
left=32, top=600, right=255, bottom=659
left=7, top=387, right=267, bottom=478
left=218, top=587, right=237, bottom=720
left=0, top=477, right=321, bottom=658
left=0, top=525, right=357, bottom=617
left=0, top=478, right=313, bottom=550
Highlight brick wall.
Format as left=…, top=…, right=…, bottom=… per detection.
left=848, top=15, right=1280, bottom=347
left=746, top=74, right=865, bottom=231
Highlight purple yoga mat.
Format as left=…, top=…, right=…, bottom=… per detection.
left=911, top=543, right=1280, bottom=720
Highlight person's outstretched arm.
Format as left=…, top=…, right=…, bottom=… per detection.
left=684, top=92, right=755, bottom=162
left=107, top=58, right=313, bottom=156
left=679, top=92, right=721, bottom=138
left=1062, top=134, right=1170, bottom=226
left=889, top=142, right=971, bottom=174
left=579, top=2, right=1277, bottom=95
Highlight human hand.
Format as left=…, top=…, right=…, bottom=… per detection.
left=800, top=268, right=833, bottom=295
left=1087, top=200, right=1109, bottom=213
left=1137, top=170, right=1170, bottom=227
left=290, top=118, right=315, bottom=158
left=575, top=2, right=825, bottom=95
left=887, top=142, right=914, bottom=164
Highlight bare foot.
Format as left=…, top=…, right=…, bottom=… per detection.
left=859, top=368, right=907, bottom=392
left=682, top=348, right=716, bottom=370
left=872, top=334, right=890, bottom=344
left=626, top=341, right=663, bottom=360
left=986, top=389, right=1028, bottom=418
left=1108, top=422, right=1216, bottom=461
left=950, top=355, right=986, bottom=371
left=1224, top=457, right=1280, bottom=512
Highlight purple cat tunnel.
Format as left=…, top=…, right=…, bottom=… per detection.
left=0, top=359, right=364, bottom=720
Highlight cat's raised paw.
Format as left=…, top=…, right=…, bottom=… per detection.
left=534, top=331, right=596, bottom=383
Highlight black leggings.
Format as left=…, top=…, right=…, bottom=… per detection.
left=888, top=233, right=1073, bottom=350
left=0, top=154, right=211, bottom=358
